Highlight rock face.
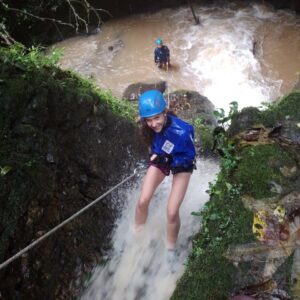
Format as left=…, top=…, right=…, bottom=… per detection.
left=0, top=56, right=145, bottom=299
left=172, top=92, right=300, bottom=300
left=168, top=90, right=216, bottom=126
left=122, top=79, right=166, bottom=101
left=224, top=93, right=300, bottom=299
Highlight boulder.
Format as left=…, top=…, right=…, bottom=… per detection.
left=168, top=90, right=216, bottom=126
left=106, top=39, right=124, bottom=56
left=122, top=79, right=166, bottom=101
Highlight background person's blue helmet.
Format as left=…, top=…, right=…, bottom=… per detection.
left=155, top=38, right=163, bottom=45
left=139, top=90, right=167, bottom=118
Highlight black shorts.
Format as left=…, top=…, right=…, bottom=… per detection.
left=171, top=165, right=195, bottom=175
left=149, top=162, right=171, bottom=176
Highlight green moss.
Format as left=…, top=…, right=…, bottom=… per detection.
left=172, top=172, right=254, bottom=300
left=228, top=92, right=300, bottom=136
left=0, top=46, right=137, bottom=124
left=199, top=125, right=214, bottom=153
left=173, top=92, right=300, bottom=300
left=191, top=117, right=214, bottom=153
left=261, top=92, right=300, bottom=126
left=234, top=144, right=296, bottom=198
left=228, top=107, right=262, bottom=136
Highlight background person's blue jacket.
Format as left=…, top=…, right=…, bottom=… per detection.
left=154, top=45, right=170, bottom=63
left=151, top=114, right=196, bottom=168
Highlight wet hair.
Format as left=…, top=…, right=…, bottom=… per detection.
left=138, top=109, right=176, bottom=147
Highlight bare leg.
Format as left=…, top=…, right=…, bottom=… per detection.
left=134, top=166, right=165, bottom=230
left=166, top=172, right=191, bottom=249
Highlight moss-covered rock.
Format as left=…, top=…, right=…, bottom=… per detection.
left=172, top=170, right=254, bottom=300
left=0, top=46, right=145, bottom=299
left=234, top=144, right=297, bottom=199
left=172, top=91, right=300, bottom=300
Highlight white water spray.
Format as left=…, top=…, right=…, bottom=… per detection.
left=54, top=3, right=300, bottom=113
left=82, top=159, right=219, bottom=300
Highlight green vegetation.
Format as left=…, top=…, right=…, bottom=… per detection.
left=172, top=93, right=300, bottom=299
left=0, top=45, right=136, bottom=124
left=229, top=91, right=300, bottom=135
left=261, top=91, right=300, bottom=126
left=172, top=105, right=253, bottom=299
left=0, top=43, right=62, bottom=70
left=172, top=140, right=254, bottom=299
left=191, top=117, right=214, bottom=153
left=235, top=144, right=296, bottom=199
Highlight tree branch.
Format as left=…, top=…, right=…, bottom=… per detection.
left=1, top=2, right=75, bottom=29
left=65, top=0, right=88, bottom=33
left=0, top=22, right=16, bottom=46
left=0, top=0, right=113, bottom=45
left=70, top=0, right=113, bottom=32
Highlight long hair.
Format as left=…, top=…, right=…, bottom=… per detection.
left=138, top=109, right=177, bottom=148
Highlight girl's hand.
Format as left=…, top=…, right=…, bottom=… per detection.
left=150, top=154, right=158, bottom=161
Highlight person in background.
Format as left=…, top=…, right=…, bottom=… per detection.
left=154, top=38, right=170, bottom=69
left=134, top=90, right=196, bottom=252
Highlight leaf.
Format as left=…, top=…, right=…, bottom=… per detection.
left=209, top=213, right=219, bottom=221
left=225, top=182, right=232, bottom=191
left=191, top=211, right=201, bottom=217
left=0, top=165, right=12, bottom=176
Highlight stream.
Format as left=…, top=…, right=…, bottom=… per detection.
left=51, top=2, right=300, bottom=299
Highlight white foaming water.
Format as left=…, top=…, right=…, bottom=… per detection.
left=82, top=159, right=219, bottom=300
left=169, top=5, right=281, bottom=112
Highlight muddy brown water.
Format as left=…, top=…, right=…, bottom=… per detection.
left=53, top=2, right=300, bottom=112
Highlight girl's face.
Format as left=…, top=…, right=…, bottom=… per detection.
left=145, top=113, right=166, bottom=133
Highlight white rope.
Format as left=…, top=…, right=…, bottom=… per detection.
left=166, top=63, right=170, bottom=108
left=0, top=168, right=143, bottom=270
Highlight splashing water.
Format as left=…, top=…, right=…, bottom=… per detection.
left=82, top=159, right=219, bottom=300
left=54, top=3, right=300, bottom=113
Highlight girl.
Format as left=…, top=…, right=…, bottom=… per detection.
left=134, top=90, right=196, bottom=250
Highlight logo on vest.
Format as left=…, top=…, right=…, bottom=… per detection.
left=162, top=140, right=174, bottom=154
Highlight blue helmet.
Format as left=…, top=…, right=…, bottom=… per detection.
left=155, top=38, right=163, bottom=45
left=139, top=90, right=167, bottom=118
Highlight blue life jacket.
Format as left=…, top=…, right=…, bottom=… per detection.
left=151, top=115, right=196, bottom=168
left=154, top=46, right=170, bottom=63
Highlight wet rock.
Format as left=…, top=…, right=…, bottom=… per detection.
left=87, top=27, right=100, bottom=35
left=268, top=181, right=283, bottom=194
left=228, top=107, right=261, bottom=137
left=168, top=90, right=216, bottom=126
left=276, top=120, right=300, bottom=146
left=279, top=165, right=297, bottom=178
left=236, top=126, right=276, bottom=147
left=242, top=128, right=260, bottom=141
left=46, top=153, right=55, bottom=164
left=227, top=191, right=300, bottom=293
left=279, top=192, right=300, bottom=217
left=291, top=248, right=300, bottom=299
left=79, top=174, right=88, bottom=184
left=107, top=39, right=124, bottom=56
left=293, top=76, right=300, bottom=90
left=0, top=59, right=145, bottom=299
left=122, top=79, right=166, bottom=101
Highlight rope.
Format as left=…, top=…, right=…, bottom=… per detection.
left=166, top=63, right=170, bottom=108
left=0, top=167, right=143, bottom=271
